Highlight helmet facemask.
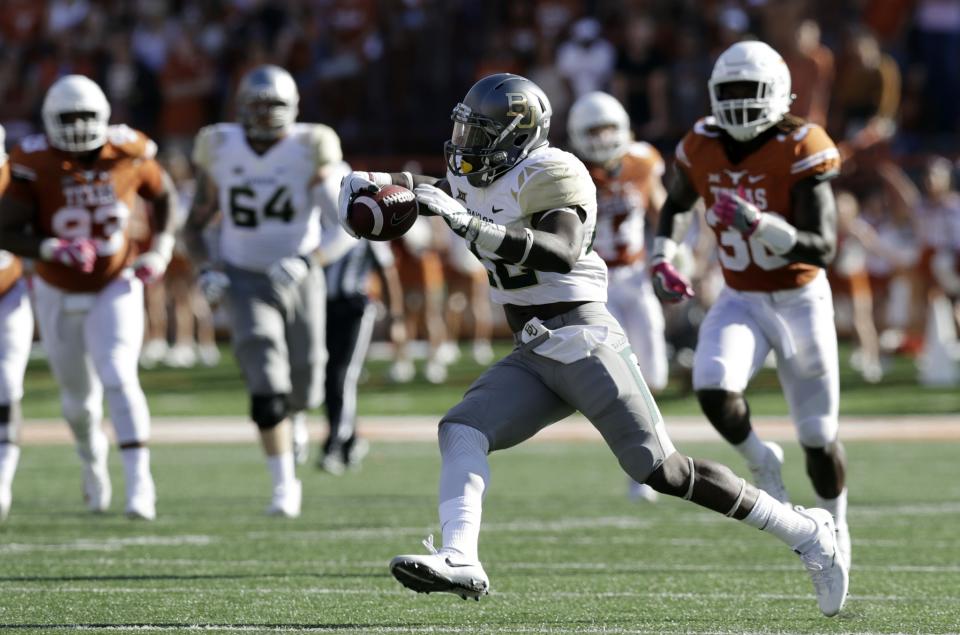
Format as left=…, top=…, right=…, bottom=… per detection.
left=239, top=96, right=297, bottom=141
left=573, top=124, right=630, bottom=165
left=445, top=102, right=532, bottom=187
left=709, top=78, right=787, bottom=142
left=45, top=110, right=109, bottom=153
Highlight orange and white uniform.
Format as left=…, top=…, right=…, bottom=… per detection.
left=679, top=117, right=842, bottom=447
left=0, top=158, right=34, bottom=410
left=589, top=142, right=668, bottom=390
left=5, top=125, right=165, bottom=447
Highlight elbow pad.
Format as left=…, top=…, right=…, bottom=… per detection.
left=752, top=214, right=798, bottom=255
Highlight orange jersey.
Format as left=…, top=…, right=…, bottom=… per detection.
left=677, top=117, right=840, bottom=292
left=0, top=159, right=23, bottom=298
left=589, top=142, right=664, bottom=268
left=6, top=125, right=165, bottom=293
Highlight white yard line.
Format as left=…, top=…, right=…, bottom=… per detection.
left=18, top=414, right=960, bottom=445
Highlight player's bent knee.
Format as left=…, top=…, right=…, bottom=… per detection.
left=251, top=394, right=289, bottom=429
left=796, top=417, right=838, bottom=448
left=438, top=421, right=491, bottom=456
left=644, top=452, right=691, bottom=496
left=696, top=389, right=747, bottom=424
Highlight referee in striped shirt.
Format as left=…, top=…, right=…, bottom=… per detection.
left=319, top=238, right=406, bottom=474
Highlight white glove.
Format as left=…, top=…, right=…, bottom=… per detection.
left=39, top=237, right=97, bottom=272
left=338, top=171, right=380, bottom=238
left=414, top=184, right=478, bottom=240
left=268, top=255, right=311, bottom=288
left=198, top=268, right=230, bottom=304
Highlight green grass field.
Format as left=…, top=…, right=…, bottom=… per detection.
left=19, top=341, right=960, bottom=419
left=1, top=439, right=958, bottom=633
left=11, top=342, right=960, bottom=632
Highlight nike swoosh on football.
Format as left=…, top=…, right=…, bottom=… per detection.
left=748, top=175, right=765, bottom=183
left=390, top=209, right=416, bottom=225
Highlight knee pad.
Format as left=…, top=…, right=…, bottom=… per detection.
left=796, top=416, right=838, bottom=448
left=251, top=394, right=289, bottom=429
left=696, top=389, right=749, bottom=427
left=0, top=402, right=22, bottom=444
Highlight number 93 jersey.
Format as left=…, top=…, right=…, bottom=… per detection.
left=676, top=116, right=841, bottom=292
left=6, top=125, right=165, bottom=293
left=446, top=145, right=607, bottom=306
left=192, top=122, right=343, bottom=272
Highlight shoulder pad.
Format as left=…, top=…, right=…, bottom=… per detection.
left=17, top=134, right=49, bottom=155
left=107, top=125, right=157, bottom=160
left=192, top=124, right=234, bottom=171
left=298, top=123, right=343, bottom=169
left=787, top=123, right=840, bottom=181
left=625, top=141, right=664, bottom=174
left=516, top=150, right=595, bottom=214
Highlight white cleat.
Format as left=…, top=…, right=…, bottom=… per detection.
left=291, top=413, right=309, bottom=466
left=390, top=536, right=489, bottom=600
left=627, top=480, right=659, bottom=503
left=795, top=507, right=849, bottom=617
left=748, top=441, right=790, bottom=505
left=388, top=359, right=415, bottom=384
left=82, top=458, right=112, bottom=513
left=125, top=474, right=156, bottom=520
left=266, top=479, right=302, bottom=518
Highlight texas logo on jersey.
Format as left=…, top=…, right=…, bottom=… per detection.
left=677, top=117, right=840, bottom=292
left=6, top=125, right=165, bottom=292
left=589, top=142, right=664, bottom=268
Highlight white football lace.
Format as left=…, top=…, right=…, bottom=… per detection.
left=422, top=534, right=439, bottom=555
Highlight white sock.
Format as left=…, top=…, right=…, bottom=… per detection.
left=0, top=444, right=20, bottom=490
left=437, top=423, right=489, bottom=562
left=120, top=447, right=151, bottom=484
left=742, top=490, right=816, bottom=550
left=816, top=487, right=848, bottom=526
left=267, top=452, right=296, bottom=488
left=735, top=431, right=769, bottom=465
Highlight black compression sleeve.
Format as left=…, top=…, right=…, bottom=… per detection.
left=656, top=163, right=701, bottom=238
left=784, top=178, right=838, bottom=267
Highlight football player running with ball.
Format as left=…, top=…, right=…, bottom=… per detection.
left=184, top=65, right=353, bottom=518
left=339, top=73, right=848, bottom=616
left=651, top=42, right=851, bottom=570
left=0, top=76, right=180, bottom=520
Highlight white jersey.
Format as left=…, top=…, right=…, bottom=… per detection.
left=446, top=145, right=607, bottom=306
left=192, top=122, right=342, bottom=272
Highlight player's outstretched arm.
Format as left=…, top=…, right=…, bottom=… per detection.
left=783, top=178, right=838, bottom=267
left=132, top=169, right=180, bottom=284
left=649, top=165, right=699, bottom=303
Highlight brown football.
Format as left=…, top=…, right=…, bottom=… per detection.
left=348, top=184, right=418, bottom=241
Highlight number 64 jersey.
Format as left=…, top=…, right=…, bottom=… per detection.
left=446, top=145, right=607, bottom=306
left=192, top=123, right=342, bottom=272
left=676, top=117, right=841, bottom=292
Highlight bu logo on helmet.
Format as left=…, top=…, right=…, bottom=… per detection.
left=506, top=93, right=535, bottom=129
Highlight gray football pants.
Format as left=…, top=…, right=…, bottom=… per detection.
left=440, top=302, right=676, bottom=482
left=225, top=264, right=326, bottom=412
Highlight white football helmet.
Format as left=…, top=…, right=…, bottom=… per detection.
left=567, top=91, right=631, bottom=165
left=709, top=41, right=792, bottom=141
left=42, top=75, right=111, bottom=152
left=236, top=65, right=299, bottom=140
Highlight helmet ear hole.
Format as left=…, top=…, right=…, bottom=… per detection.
left=513, top=133, right=529, bottom=147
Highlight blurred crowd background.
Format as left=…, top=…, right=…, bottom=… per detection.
left=3, top=0, right=960, bottom=387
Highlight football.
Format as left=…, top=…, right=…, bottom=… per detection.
left=348, top=184, right=419, bottom=241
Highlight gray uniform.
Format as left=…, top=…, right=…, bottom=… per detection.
left=225, top=264, right=326, bottom=411
left=441, top=302, right=676, bottom=482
